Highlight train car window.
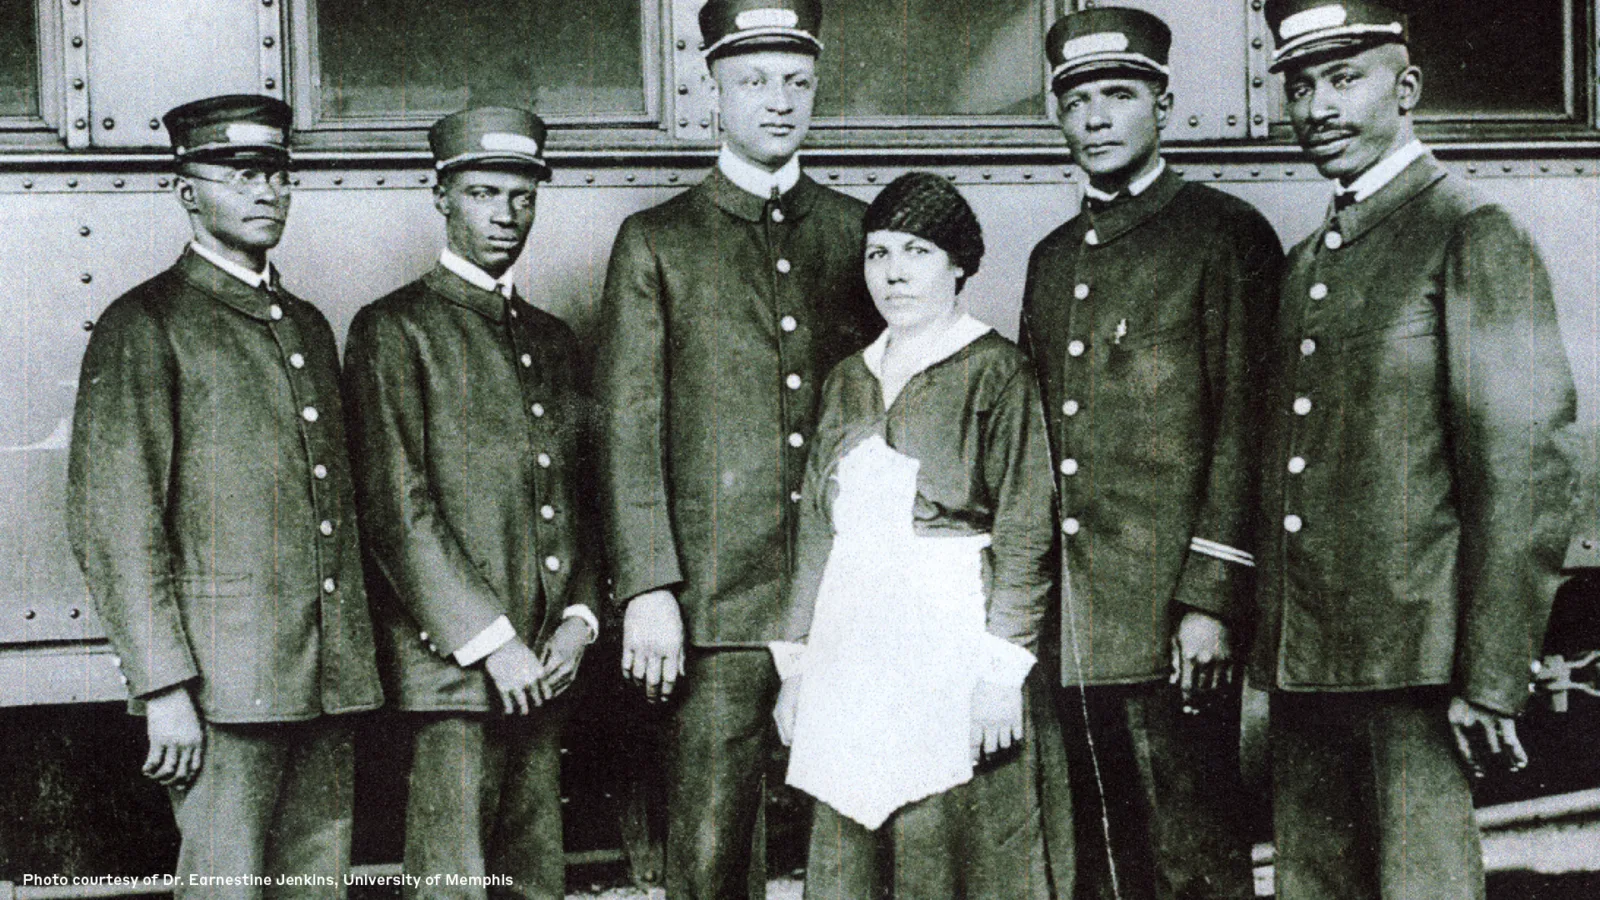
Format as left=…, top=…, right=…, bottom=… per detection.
left=813, top=0, right=1051, bottom=121
left=1405, top=0, right=1583, bottom=121
left=0, top=0, right=39, bottom=120
left=311, top=0, right=650, bottom=123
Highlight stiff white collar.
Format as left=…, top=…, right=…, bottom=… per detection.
left=718, top=145, right=801, bottom=199
left=440, top=248, right=514, bottom=299
left=189, top=241, right=271, bottom=289
left=1083, top=158, right=1166, bottom=205
left=1337, top=139, right=1427, bottom=204
left=863, top=312, right=994, bottom=408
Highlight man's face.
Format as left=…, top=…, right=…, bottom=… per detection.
left=178, top=161, right=291, bottom=254
left=713, top=50, right=818, bottom=171
left=1057, top=76, right=1170, bottom=189
left=434, top=168, right=540, bottom=277
left=1284, top=45, right=1421, bottom=183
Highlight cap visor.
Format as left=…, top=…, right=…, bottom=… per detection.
left=437, top=154, right=553, bottom=181
left=1269, top=35, right=1402, bottom=73
left=181, top=146, right=291, bottom=167
left=705, top=31, right=822, bottom=61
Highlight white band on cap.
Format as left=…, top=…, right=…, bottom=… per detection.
left=1279, top=4, right=1348, bottom=40
left=1051, top=53, right=1171, bottom=83
left=1271, top=22, right=1405, bottom=62
left=225, top=123, right=284, bottom=144
left=702, top=26, right=823, bottom=58
left=480, top=132, right=542, bottom=157
left=1060, top=31, right=1131, bottom=61
left=736, top=8, right=799, bottom=29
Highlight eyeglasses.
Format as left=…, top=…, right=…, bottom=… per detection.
left=182, top=167, right=293, bottom=192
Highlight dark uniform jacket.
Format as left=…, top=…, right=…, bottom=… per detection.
left=1250, top=153, right=1577, bottom=716
left=596, top=167, right=881, bottom=646
left=1020, top=168, right=1284, bottom=686
left=785, top=330, right=1056, bottom=654
left=343, top=266, right=598, bottom=712
left=66, top=249, right=381, bottom=723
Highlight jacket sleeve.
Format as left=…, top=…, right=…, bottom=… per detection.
left=1443, top=206, right=1577, bottom=715
left=981, top=364, right=1056, bottom=658
left=66, top=301, right=200, bottom=698
left=595, top=216, right=684, bottom=610
left=342, top=308, right=506, bottom=655
left=1171, top=211, right=1285, bottom=624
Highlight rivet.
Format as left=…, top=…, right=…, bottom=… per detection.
left=1252, top=77, right=1265, bottom=88
left=23, top=609, right=35, bottom=620
left=1286, top=169, right=1295, bottom=177
left=263, top=36, right=275, bottom=48
left=74, top=118, right=86, bottom=130
left=1502, top=164, right=1512, bottom=173
left=1467, top=166, right=1478, bottom=174
left=21, top=180, right=32, bottom=189
left=1251, top=37, right=1263, bottom=49
left=1252, top=0, right=1263, bottom=8
left=668, top=172, right=679, bottom=182
left=82, top=320, right=94, bottom=331
left=1577, top=166, right=1587, bottom=174
left=1063, top=169, right=1073, bottom=178
left=1172, top=167, right=1185, bottom=177
left=69, top=608, right=81, bottom=619
left=678, top=117, right=689, bottom=127
left=81, top=273, right=92, bottom=283
left=1250, top=168, right=1261, bottom=177
left=375, top=176, right=385, bottom=185
left=828, top=172, right=839, bottom=180
left=1227, top=114, right=1238, bottom=126
left=1585, top=539, right=1595, bottom=550
left=1213, top=167, right=1223, bottom=178
left=1022, top=171, right=1033, bottom=180
left=626, top=173, right=636, bottom=182
left=263, top=0, right=273, bottom=6
left=72, top=36, right=82, bottom=47
left=157, top=178, right=169, bottom=188
left=417, top=174, right=428, bottom=184
left=1188, top=115, right=1200, bottom=127
left=332, top=176, right=343, bottom=185
left=677, top=84, right=689, bottom=95
left=676, top=39, right=687, bottom=50
left=149, top=118, right=160, bottom=130
left=102, top=117, right=115, bottom=130
left=699, top=117, right=711, bottom=128
left=584, top=173, right=595, bottom=184
left=264, top=78, right=276, bottom=90
left=79, top=226, right=90, bottom=236
left=1540, top=164, right=1550, bottom=173
left=1254, top=113, right=1265, bottom=124
left=67, top=178, right=79, bottom=188
left=867, top=173, right=878, bottom=182
left=72, top=78, right=84, bottom=90
left=981, top=171, right=992, bottom=180
left=113, top=178, right=125, bottom=188
left=291, top=177, right=301, bottom=186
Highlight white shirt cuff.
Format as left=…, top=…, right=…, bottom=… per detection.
left=562, top=604, right=600, bottom=644
left=453, top=616, right=517, bottom=666
left=768, top=641, right=807, bottom=680
left=977, top=634, right=1037, bottom=687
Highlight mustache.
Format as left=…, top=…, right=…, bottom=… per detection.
left=1302, top=124, right=1358, bottom=143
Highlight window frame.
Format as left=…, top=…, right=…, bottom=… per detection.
left=0, top=0, right=59, bottom=138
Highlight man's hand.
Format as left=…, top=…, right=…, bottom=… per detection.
left=1170, top=610, right=1235, bottom=712
left=538, top=617, right=592, bottom=701
left=484, top=639, right=547, bottom=715
left=970, top=680, right=1024, bottom=763
left=773, top=676, right=803, bottom=747
left=622, top=590, right=684, bottom=702
left=1448, top=696, right=1528, bottom=777
left=143, top=685, right=204, bottom=788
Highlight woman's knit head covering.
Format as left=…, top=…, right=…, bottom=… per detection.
left=863, top=172, right=984, bottom=287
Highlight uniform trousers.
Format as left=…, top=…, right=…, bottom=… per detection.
left=664, top=648, right=779, bottom=900
left=169, top=718, right=354, bottom=900
left=1051, top=683, right=1253, bottom=900
left=402, top=709, right=568, bottom=900
left=802, top=677, right=1054, bottom=900
left=1270, top=689, right=1484, bottom=900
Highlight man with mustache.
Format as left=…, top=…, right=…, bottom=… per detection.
left=1258, top=3, right=1577, bottom=897
left=1020, top=8, right=1283, bottom=898
left=595, top=1, right=880, bottom=895
left=343, top=107, right=600, bottom=898
left=66, top=94, right=382, bottom=896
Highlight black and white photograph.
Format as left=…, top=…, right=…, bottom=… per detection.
left=1, top=2, right=1598, bottom=899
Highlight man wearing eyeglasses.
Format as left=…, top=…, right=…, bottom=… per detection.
left=66, top=94, right=381, bottom=896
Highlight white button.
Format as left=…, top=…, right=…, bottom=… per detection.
left=1288, top=456, right=1307, bottom=474
left=1293, top=397, right=1313, bottom=416
left=772, top=208, right=785, bottom=223
left=786, top=374, right=802, bottom=390
left=289, top=353, right=305, bottom=369
left=545, top=556, right=561, bottom=572
left=1085, top=230, right=1100, bottom=246
left=537, top=453, right=552, bottom=468
left=531, top=402, right=546, bottom=418
left=269, top=304, right=283, bottom=321
left=1300, top=338, right=1317, bottom=356
left=1284, top=515, right=1303, bottom=534
left=509, top=308, right=519, bottom=318
left=1068, top=340, right=1085, bottom=358
left=540, top=505, right=555, bottom=521
left=1063, top=399, right=1080, bottom=416
left=776, top=259, right=792, bottom=274
left=1309, top=283, right=1329, bottom=301
left=1059, top=459, right=1079, bottom=476
left=313, top=464, right=328, bottom=480
left=790, top=490, right=803, bottom=503
left=322, top=577, right=336, bottom=594
left=1074, top=284, right=1090, bottom=300
left=302, top=406, right=319, bottom=423
left=780, top=315, right=797, bottom=332
left=320, top=520, right=334, bottom=536
left=1062, top=517, right=1081, bottom=536
left=788, top=433, right=804, bottom=448
left=1324, top=231, right=1344, bottom=250
left=110, top=655, right=121, bottom=667
left=419, top=631, right=430, bottom=642
left=520, top=353, right=533, bottom=368
left=119, top=675, right=129, bottom=685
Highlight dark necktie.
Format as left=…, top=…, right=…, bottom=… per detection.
left=1333, top=190, right=1358, bottom=213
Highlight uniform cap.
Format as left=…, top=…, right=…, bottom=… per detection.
left=699, top=0, right=823, bottom=62
left=162, top=94, right=291, bottom=167
left=863, top=172, right=984, bottom=284
left=428, top=107, right=551, bottom=181
left=1264, top=0, right=1408, bottom=73
left=1046, top=7, right=1171, bottom=94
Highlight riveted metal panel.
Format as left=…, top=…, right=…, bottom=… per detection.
left=83, top=0, right=265, bottom=148
left=669, top=0, right=718, bottom=143
left=59, top=0, right=89, bottom=147
left=1081, top=0, right=1251, bottom=142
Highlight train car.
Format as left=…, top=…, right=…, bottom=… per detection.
left=0, top=1, right=1597, bottom=896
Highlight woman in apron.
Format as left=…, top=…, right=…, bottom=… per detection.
left=770, top=172, right=1058, bottom=899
